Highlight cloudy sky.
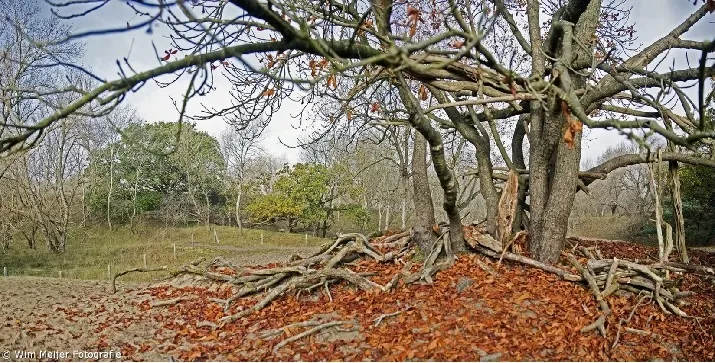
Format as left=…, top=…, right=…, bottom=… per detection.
left=59, top=0, right=713, bottom=164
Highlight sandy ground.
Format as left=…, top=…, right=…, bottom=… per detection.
left=0, top=246, right=321, bottom=362
left=0, top=277, right=169, bottom=361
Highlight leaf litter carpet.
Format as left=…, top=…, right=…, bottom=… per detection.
left=5, top=234, right=714, bottom=361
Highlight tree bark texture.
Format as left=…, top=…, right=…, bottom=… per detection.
left=411, top=132, right=437, bottom=256
left=527, top=0, right=601, bottom=263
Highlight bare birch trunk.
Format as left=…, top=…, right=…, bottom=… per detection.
left=130, top=169, right=139, bottom=234
left=236, top=182, right=243, bottom=235
left=107, top=144, right=114, bottom=232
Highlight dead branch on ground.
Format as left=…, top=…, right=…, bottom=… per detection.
left=567, top=253, right=611, bottom=337
left=272, top=321, right=352, bottom=353
left=112, top=266, right=169, bottom=294
left=150, top=297, right=190, bottom=308
left=115, top=227, right=710, bottom=341
left=467, top=232, right=706, bottom=330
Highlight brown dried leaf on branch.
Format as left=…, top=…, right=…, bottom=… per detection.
left=266, top=54, right=276, bottom=69
left=370, top=102, right=381, bottom=113
left=418, top=84, right=428, bottom=101
left=451, top=41, right=465, bottom=49
left=561, top=100, right=583, bottom=149
left=161, top=49, right=177, bottom=61
left=346, top=108, right=354, bottom=120
left=309, top=60, right=318, bottom=77
left=326, top=74, right=338, bottom=89
left=407, top=6, right=422, bottom=37
left=358, top=19, right=373, bottom=36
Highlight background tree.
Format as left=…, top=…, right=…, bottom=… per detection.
left=676, top=164, right=715, bottom=245
left=577, top=142, right=655, bottom=217
left=87, top=122, right=226, bottom=227
left=219, top=120, right=267, bottom=235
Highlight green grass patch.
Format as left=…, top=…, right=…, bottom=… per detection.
left=0, top=225, right=328, bottom=282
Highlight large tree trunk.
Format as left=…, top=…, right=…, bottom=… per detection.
left=475, top=143, right=499, bottom=236
left=411, top=132, right=437, bottom=255
left=401, top=183, right=408, bottom=230
left=529, top=133, right=582, bottom=263
left=401, top=129, right=411, bottom=230
left=320, top=208, right=332, bottom=238
left=662, top=115, right=689, bottom=263
left=320, top=220, right=328, bottom=238
left=384, top=204, right=391, bottom=232
left=526, top=0, right=600, bottom=263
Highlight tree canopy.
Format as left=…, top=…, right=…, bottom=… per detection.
left=87, top=122, right=226, bottom=225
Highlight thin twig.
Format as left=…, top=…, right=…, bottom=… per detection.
left=259, top=320, right=321, bottom=339
left=112, top=266, right=168, bottom=294
left=273, top=321, right=350, bottom=352
left=150, top=297, right=188, bottom=307
left=373, top=311, right=403, bottom=327
left=324, top=280, right=333, bottom=302
left=612, top=293, right=649, bottom=349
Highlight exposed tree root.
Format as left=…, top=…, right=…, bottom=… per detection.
left=116, top=228, right=710, bottom=343
left=374, top=231, right=411, bottom=247
left=139, top=233, right=436, bottom=325
left=580, top=256, right=691, bottom=317
left=196, top=320, right=219, bottom=329
left=405, top=232, right=453, bottom=284
left=469, top=243, right=582, bottom=281
left=466, top=232, right=706, bottom=335
left=623, top=327, right=662, bottom=338
left=385, top=259, right=414, bottom=292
